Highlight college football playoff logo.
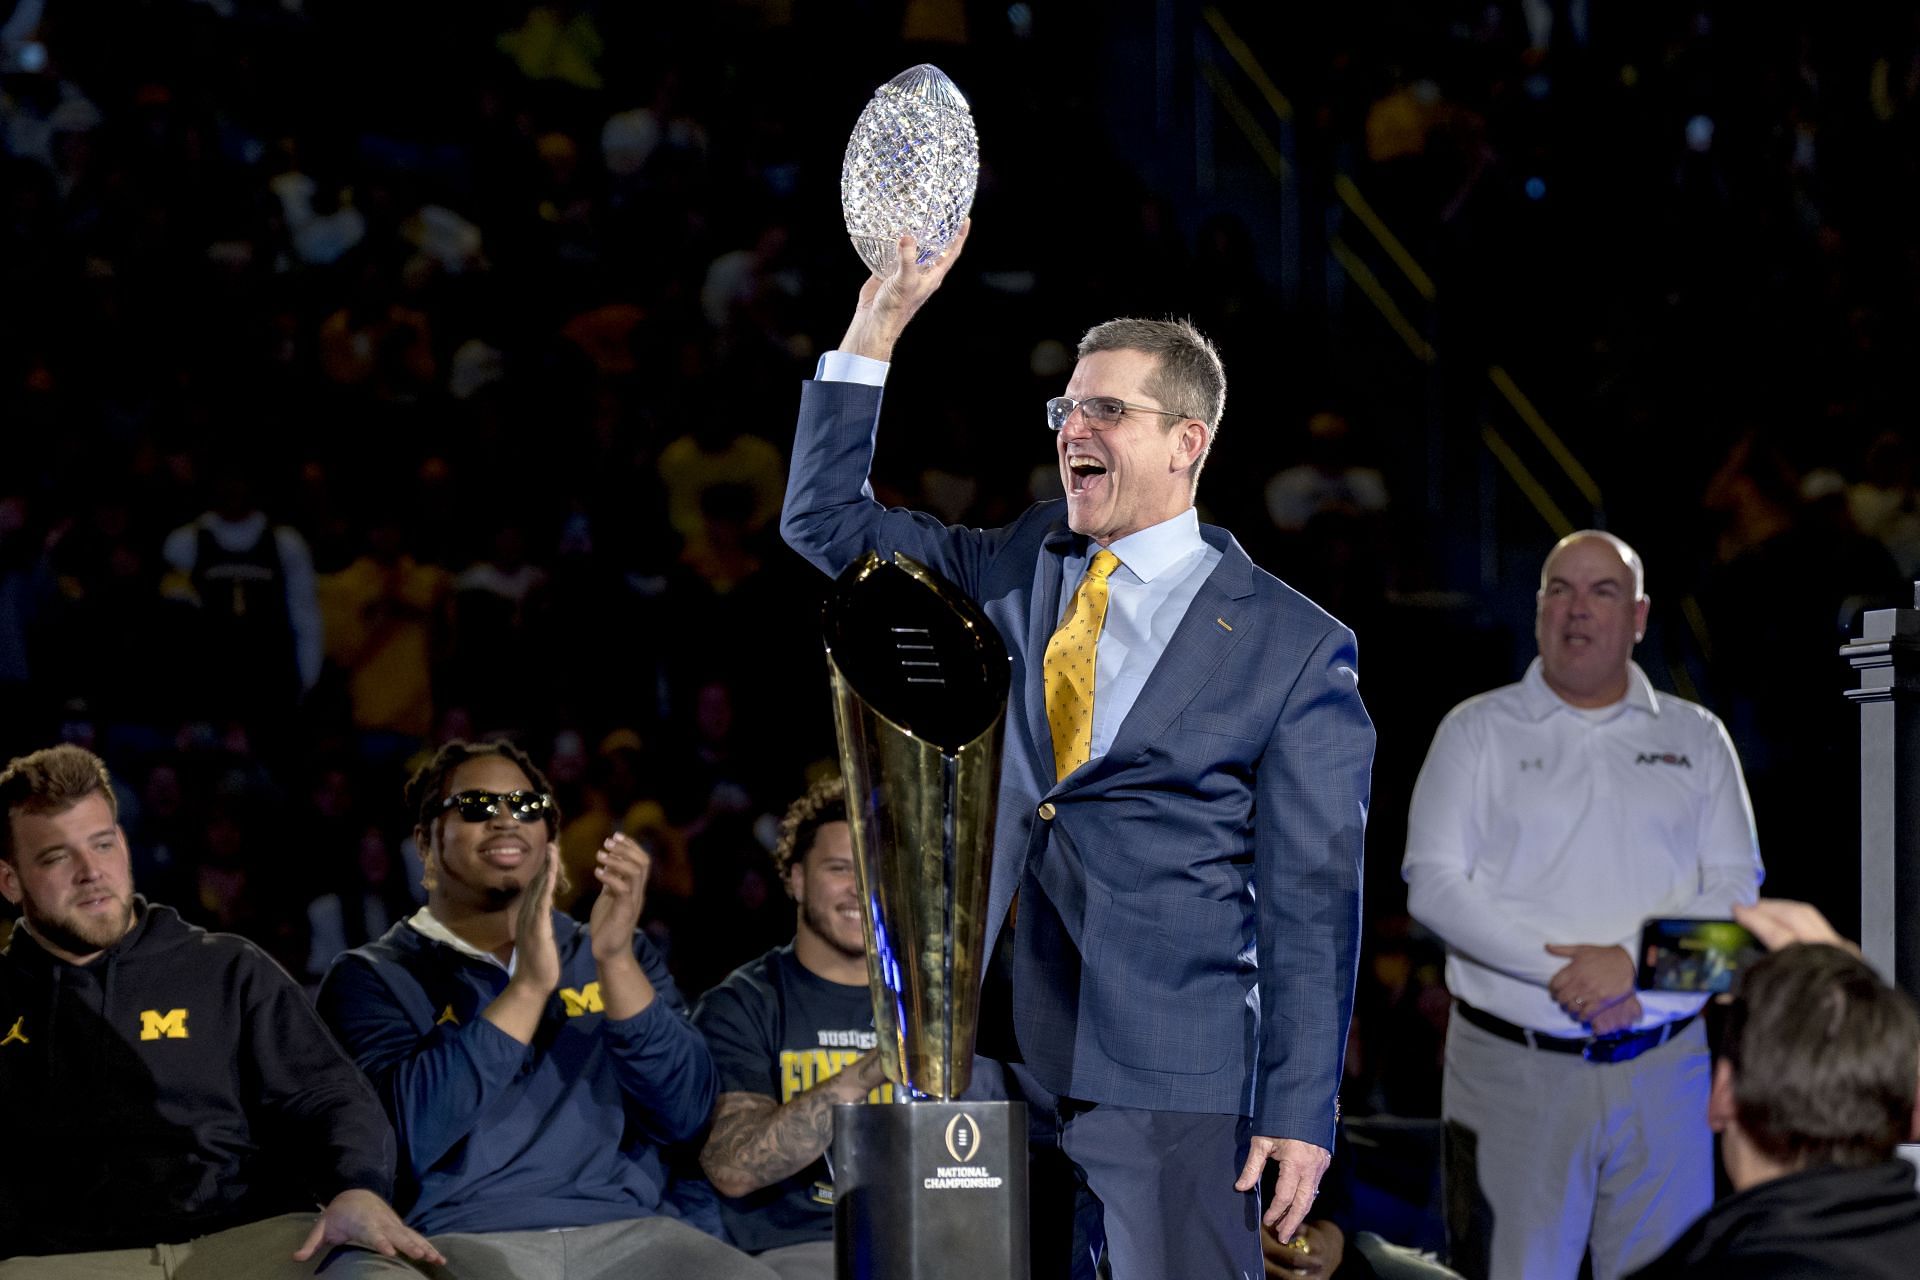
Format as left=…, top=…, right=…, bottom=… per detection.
left=944, top=1112, right=982, bottom=1165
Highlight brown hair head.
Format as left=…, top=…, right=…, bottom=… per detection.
left=0, top=745, right=117, bottom=862
left=1724, top=943, right=1920, bottom=1169
left=773, top=775, right=848, bottom=879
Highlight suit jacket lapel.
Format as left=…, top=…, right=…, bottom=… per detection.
left=1024, top=524, right=1076, bottom=785
left=1070, top=528, right=1255, bottom=785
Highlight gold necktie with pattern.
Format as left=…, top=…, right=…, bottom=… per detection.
left=1043, top=549, right=1122, bottom=782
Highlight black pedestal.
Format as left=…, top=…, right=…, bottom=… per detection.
left=833, top=1100, right=1029, bottom=1280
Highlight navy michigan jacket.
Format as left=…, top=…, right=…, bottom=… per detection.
left=781, top=378, right=1374, bottom=1149
left=317, top=910, right=715, bottom=1235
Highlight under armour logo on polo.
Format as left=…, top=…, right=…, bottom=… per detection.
left=1520, top=758, right=1545, bottom=771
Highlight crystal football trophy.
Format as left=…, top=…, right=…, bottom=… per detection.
left=841, top=64, right=979, bottom=278
left=822, top=551, right=1028, bottom=1280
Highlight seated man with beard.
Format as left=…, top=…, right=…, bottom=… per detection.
left=0, top=744, right=434, bottom=1276
left=695, top=776, right=892, bottom=1280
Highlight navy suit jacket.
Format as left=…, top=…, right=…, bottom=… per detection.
left=781, top=379, right=1373, bottom=1147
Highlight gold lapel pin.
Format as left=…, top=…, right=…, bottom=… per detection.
left=1216, top=617, right=1233, bottom=632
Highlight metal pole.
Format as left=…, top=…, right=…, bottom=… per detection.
left=1841, top=584, right=1920, bottom=997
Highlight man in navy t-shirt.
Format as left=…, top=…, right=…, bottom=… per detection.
left=695, top=777, right=892, bottom=1280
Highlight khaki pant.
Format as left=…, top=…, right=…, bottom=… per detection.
left=324, top=1216, right=777, bottom=1280
left=755, top=1240, right=834, bottom=1280
left=1442, top=1015, right=1711, bottom=1280
left=0, top=1213, right=324, bottom=1280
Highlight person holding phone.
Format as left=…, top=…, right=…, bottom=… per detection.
left=1402, top=532, right=1764, bottom=1280
left=1627, top=937, right=1920, bottom=1278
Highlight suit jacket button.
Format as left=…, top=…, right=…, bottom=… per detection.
left=1037, top=802, right=1056, bottom=820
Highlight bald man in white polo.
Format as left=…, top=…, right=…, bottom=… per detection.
left=1403, top=531, right=1763, bottom=1280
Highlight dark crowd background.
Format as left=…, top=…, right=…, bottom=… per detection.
left=1, top=0, right=1916, bottom=1159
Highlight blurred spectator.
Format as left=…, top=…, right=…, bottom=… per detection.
left=161, top=458, right=323, bottom=739
left=601, top=67, right=708, bottom=183
left=1698, top=432, right=1904, bottom=925
left=1847, top=430, right=1920, bottom=578
left=317, top=263, right=438, bottom=400
left=1266, top=410, right=1392, bottom=534
left=497, top=4, right=607, bottom=91
left=448, top=521, right=550, bottom=727
left=1344, top=921, right=1450, bottom=1120
left=268, top=162, right=367, bottom=267
left=0, top=494, right=55, bottom=718
left=560, top=300, right=646, bottom=378
left=701, top=222, right=800, bottom=335
left=679, top=482, right=766, bottom=595
left=306, top=823, right=423, bottom=982
left=0, top=47, right=100, bottom=169
left=317, top=519, right=452, bottom=751
left=657, top=418, right=784, bottom=559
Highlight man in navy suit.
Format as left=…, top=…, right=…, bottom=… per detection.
left=781, top=224, right=1374, bottom=1278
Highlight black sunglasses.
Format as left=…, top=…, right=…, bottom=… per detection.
left=439, top=789, right=554, bottom=824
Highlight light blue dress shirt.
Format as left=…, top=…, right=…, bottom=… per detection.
left=1058, top=512, right=1220, bottom=760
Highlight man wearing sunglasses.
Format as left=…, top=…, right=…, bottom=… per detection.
left=782, top=224, right=1374, bottom=1279
left=317, top=740, right=776, bottom=1279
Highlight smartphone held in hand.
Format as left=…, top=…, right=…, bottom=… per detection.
left=1637, top=918, right=1763, bottom=993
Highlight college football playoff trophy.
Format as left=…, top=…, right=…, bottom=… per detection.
left=823, top=551, right=1027, bottom=1279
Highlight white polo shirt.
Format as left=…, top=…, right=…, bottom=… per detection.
left=1403, top=658, right=1763, bottom=1034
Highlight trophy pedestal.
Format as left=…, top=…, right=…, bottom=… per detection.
left=833, top=1100, right=1028, bottom=1279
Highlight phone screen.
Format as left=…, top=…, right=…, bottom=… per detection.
left=1637, top=918, right=1762, bottom=993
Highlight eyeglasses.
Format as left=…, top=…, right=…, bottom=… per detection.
left=1045, top=395, right=1192, bottom=432
left=440, top=790, right=555, bottom=824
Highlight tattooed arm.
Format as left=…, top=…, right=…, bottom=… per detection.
left=699, top=1049, right=888, bottom=1198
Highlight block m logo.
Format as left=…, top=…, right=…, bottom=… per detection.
left=559, top=984, right=604, bottom=1017
left=140, top=1008, right=190, bottom=1041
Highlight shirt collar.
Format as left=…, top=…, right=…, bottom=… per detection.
left=406, top=905, right=515, bottom=973
left=1095, top=507, right=1206, bottom=584
left=1517, top=656, right=1661, bottom=721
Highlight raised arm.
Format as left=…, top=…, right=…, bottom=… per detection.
left=838, top=223, right=970, bottom=363
left=782, top=221, right=1028, bottom=593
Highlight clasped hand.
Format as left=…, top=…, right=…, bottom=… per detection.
left=1545, top=942, right=1639, bottom=1033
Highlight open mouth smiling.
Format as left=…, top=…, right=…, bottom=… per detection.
left=1066, top=454, right=1107, bottom=494
left=478, top=841, right=529, bottom=868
